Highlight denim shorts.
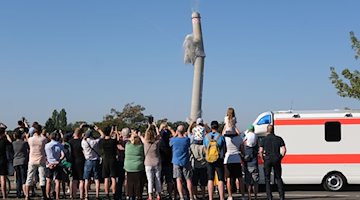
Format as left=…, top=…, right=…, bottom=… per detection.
left=83, top=160, right=101, bottom=180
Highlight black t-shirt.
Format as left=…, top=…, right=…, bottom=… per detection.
left=259, top=134, right=285, bottom=159
left=0, top=138, right=11, bottom=165
left=100, top=138, right=118, bottom=160
left=160, top=129, right=172, bottom=165
left=68, top=138, right=85, bottom=163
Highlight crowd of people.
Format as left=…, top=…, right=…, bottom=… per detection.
left=0, top=107, right=287, bottom=200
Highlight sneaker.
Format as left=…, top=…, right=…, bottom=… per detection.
left=227, top=197, right=233, bottom=200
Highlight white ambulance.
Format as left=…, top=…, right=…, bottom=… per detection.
left=251, top=110, right=360, bottom=191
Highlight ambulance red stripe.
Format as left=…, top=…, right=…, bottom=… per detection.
left=280, top=154, right=360, bottom=164
left=274, top=118, right=360, bottom=125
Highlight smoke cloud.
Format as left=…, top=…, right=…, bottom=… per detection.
left=183, top=34, right=205, bottom=65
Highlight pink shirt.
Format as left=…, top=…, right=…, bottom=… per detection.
left=28, top=134, right=47, bottom=165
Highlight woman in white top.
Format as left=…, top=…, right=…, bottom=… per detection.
left=222, top=107, right=241, bottom=135
left=223, top=131, right=245, bottom=200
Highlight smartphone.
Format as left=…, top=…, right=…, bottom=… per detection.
left=148, top=116, right=154, bottom=124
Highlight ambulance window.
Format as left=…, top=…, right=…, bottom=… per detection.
left=325, top=122, right=341, bottom=142
left=257, top=115, right=271, bottom=125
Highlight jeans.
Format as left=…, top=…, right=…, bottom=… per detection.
left=145, top=165, right=162, bottom=194
left=83, top=160, right=101, bottom=180
left=14, top=165, right=27, bottom=197
left=264, top=157, right=285, bottom=200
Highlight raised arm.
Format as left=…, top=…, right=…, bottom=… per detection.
left=94, top=125, right=105, bottom=138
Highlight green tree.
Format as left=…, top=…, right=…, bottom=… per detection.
left=52, top=110, right=59, bottom=130
left=44, top=118, right=56, bottom=133
left=96, top=103, right=147, bottom=131
left=330, top=31, right=360, bottom=100
left=58, top=109, right=67, bottom=130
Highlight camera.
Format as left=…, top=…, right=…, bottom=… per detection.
left=147, top=115, right=154, bottom=124
left=82, top=124, right=95, bottom=129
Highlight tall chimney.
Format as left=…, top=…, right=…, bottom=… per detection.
left=190, top=12, right=205, bottom=121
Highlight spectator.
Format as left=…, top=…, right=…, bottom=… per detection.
left=203, top=121, right=226, bottom=200
left=116, top=127, right=131, bottom=200
left=13, top=129, right=29, bottom=198
left=0, top=124, right=12, bottom=199
left=159, top=123, right=175, bottom=199
left=25, top=124, right=48, bottom=200
left=140, top=124, right=162, bottom=200
left=243, top=126, right=259, bottom=200
left=82, top=126, right=105, bottom=200
left=45, top=131, right=65, bottom=200
left=169, top=125, right=194, bottom=200
left=223, top=128, right=245, bottom=200
left=100, top=126, right=118, bottom=199
left=14, top=119, right=29, bottom=139
left=222, top=108, right=240, bottom=135
left=259, top=125, right=286, bottom=200
left=124, top=133, right=145, bottom=200
left=69, top=128, right=85, bottom=199
left=189, top=125, right=207, bottom=200
left=28, top=122, right=39, bottom=138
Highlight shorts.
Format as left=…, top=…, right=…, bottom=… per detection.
left=46, top=165, right=63, bottom=180
left=244, top=166, right=259, bottom=185
left=224, top=163, right=242, bottom=179
left=83, top=160, right=101, bottom=180
left=161, top=165, right=173, bottom=184
left=192, top=167, right=207, bottom=186
left=173, top=163, right=192, bottom=180
left=207, top=159, right=225, bottom=182
left=102, top=158, right=118, bottom=178
left=72, top=161, right=85, bottom=180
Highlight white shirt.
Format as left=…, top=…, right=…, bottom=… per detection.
left=223, top=134, right=242, bottom=164
left=244, top=131, right=257, bottom=147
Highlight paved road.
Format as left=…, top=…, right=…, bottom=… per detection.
left=3, top=178, right=360, bottom=200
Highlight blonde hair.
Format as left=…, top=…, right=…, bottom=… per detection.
left=145, top=125, right=156, bottom=144
left=130, top=135, right=141, bottom=145
left=227, top=107, right=236, bottom=127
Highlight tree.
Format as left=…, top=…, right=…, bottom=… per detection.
left=48, top=109, right=68, bottom=131
left=51, top=110, right=59, bottom=130
left=44, top=118, right=56, bottom=133
left=330, top=31, right=360, bottom=100
left=58, top=109, right=67, bottom=130
left=96, top=103, right=147, bottom=131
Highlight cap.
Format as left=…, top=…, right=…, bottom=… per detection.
left=84, top=130, right=92, bottom=138
left=248, top=125, right=255, bottom=131
left=196, top=118, right=204, bottom=125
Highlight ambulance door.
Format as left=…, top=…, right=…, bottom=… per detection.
left=253, top=112, right=273, bottom=135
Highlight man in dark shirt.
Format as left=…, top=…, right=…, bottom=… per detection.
left=68, top=128, right=85, bottom=199
left=259, top=125, right=287, bottom=200
left=100, top=126, right=118, bottom=199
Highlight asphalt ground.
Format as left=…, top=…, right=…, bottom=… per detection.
left=2, top=183, right=360, bottom=200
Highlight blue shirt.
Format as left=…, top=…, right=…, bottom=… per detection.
left=203, top=132, right=225, bottom=149
left=45, top=140, right=64, bottom=164
left=170, top=137, right=190, bottom=166
left=203, top=132, right=226, bottom=158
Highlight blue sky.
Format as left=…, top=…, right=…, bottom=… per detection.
left=1, top=1, right=359, bottom=130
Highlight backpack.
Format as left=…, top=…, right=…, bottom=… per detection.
left=205, top=133, right=221, bottom=163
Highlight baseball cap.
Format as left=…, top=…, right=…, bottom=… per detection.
left=84, top=130, right=93, bottom=138
left=196, top=118, right=204, bottom=125
left=248, top=125, right=255, bottom=131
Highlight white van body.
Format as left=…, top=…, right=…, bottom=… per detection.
left=251, top=110, right=360, bottom=191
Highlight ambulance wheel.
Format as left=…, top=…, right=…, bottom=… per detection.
left=322, top=172, right=347, bottom=191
